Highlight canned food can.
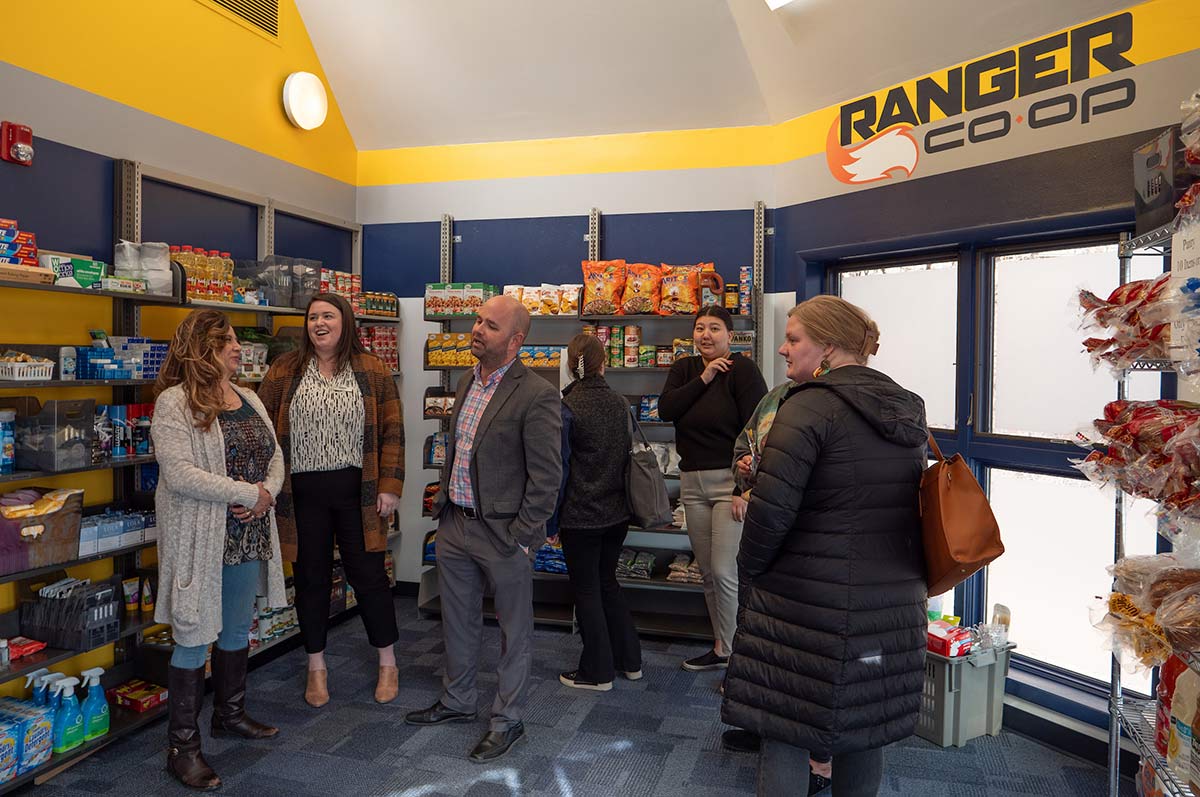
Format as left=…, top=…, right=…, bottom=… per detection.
left=595, top=326, right=610, bottom=346
left=582, top=324, right=596, bottom=338
left=624, top=352, right=640, bottom=368
left=624, top=325, right=642, bottom=347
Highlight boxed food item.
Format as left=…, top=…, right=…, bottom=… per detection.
left=108, top=679, right=168, bottom=713
left=462, top=283, right=488, bottom=314
left=444, top=283, right=466, bottom=316
left=927, top=620, right=973, bottom=657
left=424, top=283, right=447, bottom=316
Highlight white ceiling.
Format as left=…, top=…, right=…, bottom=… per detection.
left=295, top=0, right=1135, bottom=151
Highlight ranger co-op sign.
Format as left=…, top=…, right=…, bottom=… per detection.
left=825, top=12, right=1136, bottom=184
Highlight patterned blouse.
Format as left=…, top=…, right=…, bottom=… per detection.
left=219, top=399, right=276, bottom=565
left=288, top=358, right=365, bottom=474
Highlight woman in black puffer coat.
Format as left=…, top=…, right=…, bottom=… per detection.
left=721, top=296, right=928, bottom=797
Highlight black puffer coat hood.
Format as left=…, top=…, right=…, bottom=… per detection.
left=721, top=366, right=929, bottom=755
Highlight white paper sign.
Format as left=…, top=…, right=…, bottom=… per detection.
left=1175, top=220, right=1200, bottom=277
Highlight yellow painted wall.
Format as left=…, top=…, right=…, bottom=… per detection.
left=0, top=0, right=357, bottom=184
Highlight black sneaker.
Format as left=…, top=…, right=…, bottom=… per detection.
left=559, top=671, right=613, bottom=692
left=682, top=650, right=729, bottom=672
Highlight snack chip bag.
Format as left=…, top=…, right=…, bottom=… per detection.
left=621, top=263, right=662, bottom=315
left=581, top=260, right=627, bottom=315
left=521, top=286, right=543, bottom=316
left=503, top=285, right=524, bottom=303
left=540, top=284, right=562, bottom=315
left=559, top=284, right=582, bottom=315
left=660, top=264, right=701, bottom=315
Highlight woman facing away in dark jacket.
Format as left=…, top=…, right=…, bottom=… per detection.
left=552, top=333, right=642, bottom=691
left=721, top=295, right=928, bottom=797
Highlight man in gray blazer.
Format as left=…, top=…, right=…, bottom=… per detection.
left=405, top=294, right=563, bottom=763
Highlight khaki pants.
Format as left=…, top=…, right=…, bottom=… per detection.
left=681, top=469, right=743, bottom=652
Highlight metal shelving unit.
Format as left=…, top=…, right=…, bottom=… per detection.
left=416, top=204, right=767, bottom=642
left=1107, top=220, right=1180, bottom=797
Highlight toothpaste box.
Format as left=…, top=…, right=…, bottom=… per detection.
left=0, top=219, right=17, bottom=230
left=0, top=230, right=34, bottom=246
left=0, top=243, right=36, bottom=259
left=0, top=257, right=37, bottom=267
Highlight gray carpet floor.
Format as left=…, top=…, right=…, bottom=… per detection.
left=28, top=597, right=1133, bottom=796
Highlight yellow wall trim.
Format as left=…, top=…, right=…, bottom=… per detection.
left=357, top=0, right=1198, bottom=187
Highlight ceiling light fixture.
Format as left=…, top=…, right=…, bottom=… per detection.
left=282, top=72, right=328, bottom=131
left=764, top=0, right=797, bottom=9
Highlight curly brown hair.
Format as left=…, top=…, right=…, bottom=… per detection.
left=155, top=309, right=235, bottom=430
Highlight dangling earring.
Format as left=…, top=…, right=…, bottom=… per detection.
left=812, top=359, right=831, bottom=379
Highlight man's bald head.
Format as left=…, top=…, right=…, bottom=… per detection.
left=473, top=294, right=530, bottom=370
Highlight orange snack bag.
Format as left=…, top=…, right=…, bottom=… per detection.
left=581, top=260, right=627, bottom=315
left=659, top=264, right=701, bottom=315
left=621, top=263, right=662, bottom=315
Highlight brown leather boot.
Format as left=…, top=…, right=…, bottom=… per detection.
left=375, top=665, right=399, bottom=704
left=167, top=665, right=221, bottom=791
left=210, top=647, right=278, bottom=740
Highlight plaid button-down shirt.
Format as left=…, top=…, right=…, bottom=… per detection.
left=448, top=359, right=516, bottom=509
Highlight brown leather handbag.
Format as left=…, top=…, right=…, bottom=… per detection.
left=920, top=433, right=1004, bottom=597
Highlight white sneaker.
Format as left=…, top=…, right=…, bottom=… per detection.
left=622, top=670, right=643, bottom=681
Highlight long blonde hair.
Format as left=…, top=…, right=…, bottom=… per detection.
left=788, top=295, right=880, bottom=364
left=155, top=309, right=233, bottom=430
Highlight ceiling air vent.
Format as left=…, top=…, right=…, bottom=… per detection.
left=205, top=0, right=279, bottom=38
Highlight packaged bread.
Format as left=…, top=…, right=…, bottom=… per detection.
left=1144, top=568, right=1200, bottom=610
left=581, top=260, right=626, bottom=315
left=621, top=263, right=662, bottom=315
left=1159, top=583, right=1200, bottom=652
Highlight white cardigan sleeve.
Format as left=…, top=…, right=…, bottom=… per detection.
left=152, top=388, right=260, bottom=508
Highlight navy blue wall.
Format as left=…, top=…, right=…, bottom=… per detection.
left=274, top=211, right=353, bottom=272
left=361, top=221, right=441, bottom=297
left=600, top=210, right=756, bottom=289
left=141, top=178, right=258, bottom=260
left=452, top=216, right=588, bottom=286
left=0, top=138, right=113, bottom=261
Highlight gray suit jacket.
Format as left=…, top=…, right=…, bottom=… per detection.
left=433, top=359, right=563, bottom=552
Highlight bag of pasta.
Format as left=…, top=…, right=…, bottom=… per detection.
left=659, top=264, right=701, bottom=315
left=581, top=260, right=626, bottom=315
left=621, top=263, right=662, bottom=315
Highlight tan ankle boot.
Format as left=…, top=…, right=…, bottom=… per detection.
left=305, top=668, right=329, bottom=708
left=375, top=666, right=399, bottom=704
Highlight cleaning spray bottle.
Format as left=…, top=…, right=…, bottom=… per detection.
left=22, top=669, right=48, bottom=703
left=80, top=668, right=109, bottom=741
left=51, top=677, right=83, bottom=754
left=39, top=673, right=66, bottom=713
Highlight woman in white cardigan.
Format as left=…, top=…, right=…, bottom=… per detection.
left=152, top=309, right=288, bottom=791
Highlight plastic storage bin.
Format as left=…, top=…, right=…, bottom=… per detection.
left=916, top=643, right=1015, bottom=747
left=0, top=488, right=84, bottom=576
left=0, top=397, right=95, bottom=472
left=290, top=257, right=321, bottom=308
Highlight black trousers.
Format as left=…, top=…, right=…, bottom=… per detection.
left=291, top=468, right=399, bottom=654
left=560, top=523, right=641, bottom=683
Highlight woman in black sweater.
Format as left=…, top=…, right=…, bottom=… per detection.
left=555, top=333, right=642, bottom=691
left=659, top=306, right=767, bottom=671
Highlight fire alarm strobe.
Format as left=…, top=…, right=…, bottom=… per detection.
left=0, top=122, right=34, bottom=166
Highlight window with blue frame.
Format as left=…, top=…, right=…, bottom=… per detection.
left=832, top=236, right=1168, bottom=699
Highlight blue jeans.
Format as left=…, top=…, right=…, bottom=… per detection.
left=170, top=561, right=261, bottom=669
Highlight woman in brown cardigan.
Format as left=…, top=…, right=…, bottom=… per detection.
left=258, top=292, right=404, bottom=708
